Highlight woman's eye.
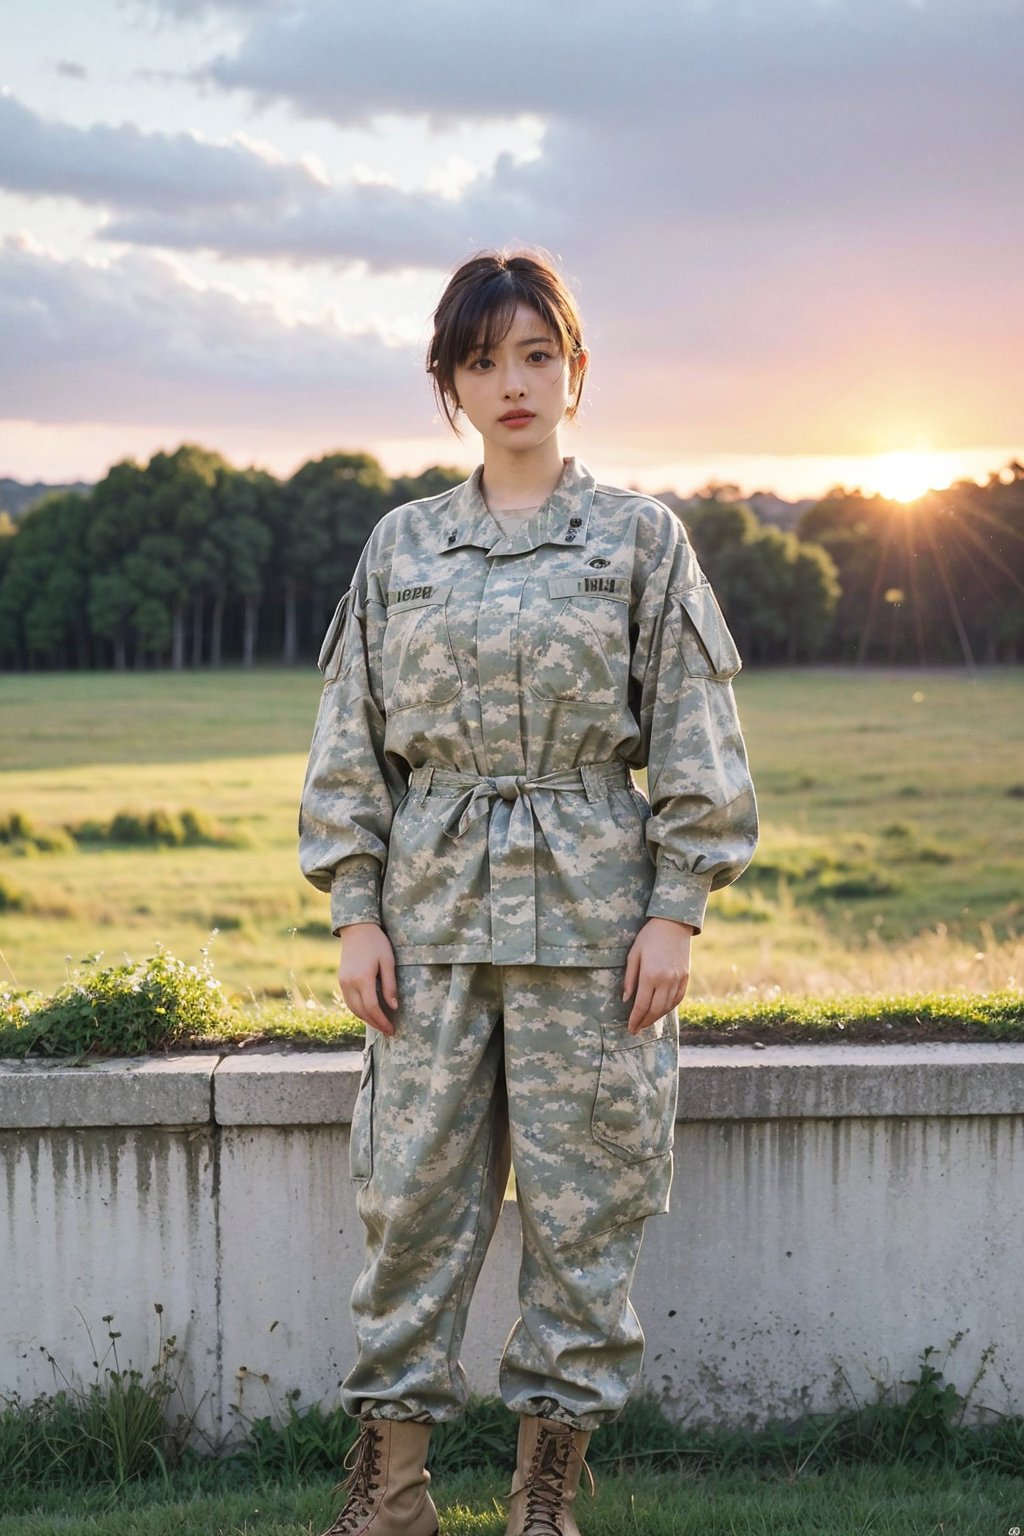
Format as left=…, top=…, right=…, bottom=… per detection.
left=470, top=356, right=493, bottom=370
left=528, top=351, right=553, bottom=363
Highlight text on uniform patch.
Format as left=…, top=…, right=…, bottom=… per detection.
left=546, top=576, right=630, bottom=602
left=387, top=584, right=434, bottom=605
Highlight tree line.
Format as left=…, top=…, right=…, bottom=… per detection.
left=0, top=443, right=1021, bottom=670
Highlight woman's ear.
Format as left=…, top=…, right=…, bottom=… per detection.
left=567, top=347, right=589, bottom=415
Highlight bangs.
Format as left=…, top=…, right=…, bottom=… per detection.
left=450, top=278, right=563, bottom=368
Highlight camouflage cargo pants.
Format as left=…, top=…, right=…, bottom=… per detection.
left=341, top=962, right=679, bottom=1431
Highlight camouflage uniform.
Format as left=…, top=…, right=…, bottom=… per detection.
left=299, top=455, right=757, bottom=1426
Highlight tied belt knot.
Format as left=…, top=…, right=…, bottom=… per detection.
left=405, top=760, right=631, bottom=964
left=439, top=772, right=536, bottom=837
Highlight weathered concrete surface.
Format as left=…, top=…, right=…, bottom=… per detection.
left=0, top=1122, right=219, bottom=1444
left=0, top=1053, right=214, bottom=1128
left=675, top=1042, right=1024, bottom=1119
left=2, top=1042, right=1023, bottom=1448
left=215, top=1050, right=361, bottom=1126
left=634, top=1111, right=1024, bottom=1429
left=217, top=1121, right=358, bottom=1445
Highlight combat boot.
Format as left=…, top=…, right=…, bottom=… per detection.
left=319, top=1418, right=438, bottom=1536
left=504, top=1414, right=595, bottom=1536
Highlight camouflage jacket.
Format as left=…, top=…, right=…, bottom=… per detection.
left=298, top=455, right=758, bottom=966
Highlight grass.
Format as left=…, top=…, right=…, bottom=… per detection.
left=0, top=666, right=1021, bottom=1003
left=3, top=1464, right=1024, bottom=1534
left=4, top=1338, right=1024, bottom=1533
left=4, top=967, right=1024, bottom=1056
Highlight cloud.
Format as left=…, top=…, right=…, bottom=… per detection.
left=202, top=0, right=1023, bottom=132
left=0, top=237, right=429, bottom=435
left=128, top=0, right=1024, bottom=291
left=100, top=166, right=541, bottom=271
left=0, top=90, right=544, bottom=273
left=0, top=91, right=320, bottom=214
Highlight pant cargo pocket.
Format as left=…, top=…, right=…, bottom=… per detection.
left=591, top=1015, right=679, bottom=1162
left=349, top=1045, right=375, bottom=1182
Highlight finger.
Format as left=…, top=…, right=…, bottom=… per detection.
left=344, top=978, right=396, bottom=1037
left=627, top=976, right=656, bottom=1034
left=379, top=947, right=399, bottom=1011
left=631, top=982, right=674, bottom=1035
left=358, top=987, right=396, bottom=1037
left=622, top=948, right=638, bottom=1002
left=365, top=1011, right=396, bottom=1038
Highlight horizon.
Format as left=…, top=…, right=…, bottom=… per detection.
left=3, top=443, right=1023, bottom=510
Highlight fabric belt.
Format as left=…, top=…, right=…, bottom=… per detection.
left=405, top=760, right=631, bottom=964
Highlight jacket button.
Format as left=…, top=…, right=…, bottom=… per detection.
left=446, top=531, right=457, bottom=545
left=565, top=531, right=576, bottom=541
left=569, top=516, right=582, bottom=527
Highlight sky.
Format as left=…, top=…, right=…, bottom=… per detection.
left=1, top=0, right=1022, bottom=502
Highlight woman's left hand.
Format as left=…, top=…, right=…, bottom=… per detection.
left=622, top=917, right=695, bottom=1034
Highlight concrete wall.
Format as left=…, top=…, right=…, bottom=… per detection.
left=2, top=1043, right=1022, bottom=1451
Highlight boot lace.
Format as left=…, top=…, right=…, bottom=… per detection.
left=522, top=1424, right=595, bottom=1536
left=323, top=1421, right=384, bottom=1535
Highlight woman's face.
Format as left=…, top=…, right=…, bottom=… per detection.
left=451, top=303, right=583, bottom=454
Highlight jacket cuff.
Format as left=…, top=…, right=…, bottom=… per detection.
left=329, top=855, right=383, bottom=934
left=645, top=863, right=714, bottom=934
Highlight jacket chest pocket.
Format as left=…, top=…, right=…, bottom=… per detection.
left=527, top=577, right=631, bottom=704
left=381, top=584, right=462, bottom=711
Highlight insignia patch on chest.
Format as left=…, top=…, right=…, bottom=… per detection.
left=547, top=576, right=630, bottom=602
left=588, top=557, right=611, bottom=569
left=384, top=582, right=452, bottom=612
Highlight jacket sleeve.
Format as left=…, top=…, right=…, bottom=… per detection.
left=298, top=547, right=407, bottom=934
left=630, top=515, right=759, bottom=933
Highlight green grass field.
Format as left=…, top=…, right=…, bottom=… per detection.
left=4, top=1465, right=1024, bottom=1535
left=1, top=667, right=1021, bottom=1002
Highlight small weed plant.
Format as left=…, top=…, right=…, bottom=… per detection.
left=2, top=944, right=231, bottom=1058
left=0, top=1306, right=195, bottom=1494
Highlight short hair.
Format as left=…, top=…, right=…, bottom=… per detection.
left=427, top=248, right=587, bottom=434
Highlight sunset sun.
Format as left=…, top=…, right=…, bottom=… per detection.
left=866, top=451, right=954, bottom=503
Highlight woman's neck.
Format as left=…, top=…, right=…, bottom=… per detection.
left=480, top=439, right=567, bottom=513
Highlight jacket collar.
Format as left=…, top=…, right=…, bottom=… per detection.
left=435, top=456, right=597, bottom=556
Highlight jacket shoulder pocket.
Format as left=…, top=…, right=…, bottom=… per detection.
left=317, top=589, right=353, bottom=680
left=675, top=583, right=741, bottom=680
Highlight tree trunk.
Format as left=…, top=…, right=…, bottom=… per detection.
left=114, top=637, right=127, bottom=671
left=211, top=590, right=226, bottom=668
left=171, top=604, right=186, bottom=670
left=282, top=580, right=298, bottom=664
left=191, top=594, right=204, bottom=666
left=243, top=597, right=259, bottom=667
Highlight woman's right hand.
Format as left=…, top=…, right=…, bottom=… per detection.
left=337, top=923, right=399, bottom=1036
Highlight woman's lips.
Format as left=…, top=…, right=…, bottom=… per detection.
left=500, top=412, right=535, bottom=427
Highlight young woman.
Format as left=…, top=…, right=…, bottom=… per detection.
left=299, top=249, right=758, bottom=1536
